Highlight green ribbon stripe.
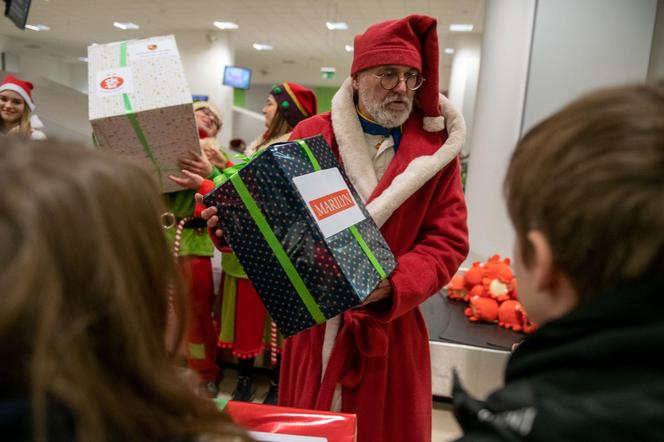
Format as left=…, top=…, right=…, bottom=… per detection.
left=296, top=139, right=386, bottom=278
left=225, top=139, right=387, bottom=323
left=295, top=139, right=322, bottom=171
left=349, top=225, right=387, bottom=279
left=119, top=42, right=162, bottom=186
left=229, top=172, right=327, bottom=324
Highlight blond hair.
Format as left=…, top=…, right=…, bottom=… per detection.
left=5, top=106, right=32, bottom=137
left=264, top=107, right=293, bottom=143
left=0, top=138, right=250, bottom=441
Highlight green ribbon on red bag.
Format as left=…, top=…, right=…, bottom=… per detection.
left=221, top=139, right=387, bottom=325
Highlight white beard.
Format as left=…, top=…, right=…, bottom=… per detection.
left=359, top=85, right=413, bottom=128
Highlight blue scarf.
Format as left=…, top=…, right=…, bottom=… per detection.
left=357, top=107, right=402, bottom=152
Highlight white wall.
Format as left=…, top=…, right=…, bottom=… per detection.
left=1, top=32, right=237, bottom=146
left=174, top=31, right=235, bottom=147
left=2, top=36, right=86, bottom=92
left=648, top=0, right=664, bottom=83
left=232, top=106, right=265, bottom=149
left=243, top=83, right=273, bottom=114
left=522, top=0, right=658, bottom=132
left=464, top=0, right=537, bottom=260
left=465, top=0, right=658, bottom=260
left=447, top=34, right=481, bottom=151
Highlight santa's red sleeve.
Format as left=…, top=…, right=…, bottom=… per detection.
left=372, top=159, right=469, bottom=321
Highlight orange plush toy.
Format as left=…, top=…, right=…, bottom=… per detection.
left=464, top=261, right=486, bottom=297
left=447, top=274, right=467, bottom=301
left=464, top=296, right=499, bottom=323
left=498, top=300, right=538, bottom=333
left=447, top=254, right=537, bottom=332
left=483, top=255, right=516, bottom=303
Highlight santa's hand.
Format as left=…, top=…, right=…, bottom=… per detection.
left=169, top=170, right=204, bottom=190
left=362, top=279, right=393, bottom=305
left=195, top=193, right=224, bottom=238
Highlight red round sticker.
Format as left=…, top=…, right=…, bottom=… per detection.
left=100, top=76, right=124, bottom=90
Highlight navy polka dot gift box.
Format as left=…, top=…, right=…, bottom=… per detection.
left=203, top=135, right=397, bottom=337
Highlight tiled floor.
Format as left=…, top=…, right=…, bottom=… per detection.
left=218, top=367, right=463, bottom=441
left=432, top=400, right=462, bottom=441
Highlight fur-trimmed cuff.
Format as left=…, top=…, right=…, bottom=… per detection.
left=423, top=115, right=446, bottom=132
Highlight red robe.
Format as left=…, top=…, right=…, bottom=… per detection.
left=279, top=80, right=469, bottom=442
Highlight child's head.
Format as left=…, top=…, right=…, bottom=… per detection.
left=0, top=138, right=246, bottom=440
left=504, top=83, right=664, bottom=324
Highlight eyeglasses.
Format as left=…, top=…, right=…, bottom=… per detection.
left=373, top=71, right=425, bottom=91
left=196, top=108, right=221, bottom=127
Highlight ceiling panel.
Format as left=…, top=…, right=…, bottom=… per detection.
left=0, top=0, right=484, bottom=86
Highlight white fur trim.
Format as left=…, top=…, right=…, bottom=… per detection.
left=0, top=83, right=35, bottom=111
left=321, top=315, right=340, bottom=383
left=330, top=79, right=378, bottom=203
left=30, top=114, right=43, bottom=129
left=320, top=314, right=341, bottom=411
left=243, top=134, right=264, bottom=156
left=423, top=115, right=446, bottom=132
left=331, top=77, right=466, bottom=227
left=30, top=129, right=46, bottom=140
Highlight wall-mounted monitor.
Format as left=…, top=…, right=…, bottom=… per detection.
left=4, top=0, right=32, bottom=30
left=223, top=65, right=252, bottom=90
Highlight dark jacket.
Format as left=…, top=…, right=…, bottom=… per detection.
left=452, top=276, right=664, bottom=441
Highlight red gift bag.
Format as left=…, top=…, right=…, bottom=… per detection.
left=224, top=401, right=356, bottom=442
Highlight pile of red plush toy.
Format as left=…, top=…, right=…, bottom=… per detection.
left=447, top=255, right=538, bottom=334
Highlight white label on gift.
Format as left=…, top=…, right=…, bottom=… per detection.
left=249, top=431, right=327, bottom=442
left=128, top=38, right=178, bottom=60
left=293, top=167, right=366, bottom=238
left=95, top=67, right=134, bottom=97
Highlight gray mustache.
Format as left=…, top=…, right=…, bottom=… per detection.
left=384, top=95, right=411, bottom=106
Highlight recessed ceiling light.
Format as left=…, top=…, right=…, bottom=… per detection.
left=449, top=24, right=473, bottom=32
left=326, top=21, right=348, bottom=30
left=214, top=21, right=239, bottom=30
left=344, top=44, right=353, bottom=52
left=253, top=43, right=273, bottom=51
left=445, top=48, right=455, bottom=54
left=79, top=57, right=88, bottom=63
left=113, top=22, right=140, bottom=30
left=25, top=24, right=50, bottom=31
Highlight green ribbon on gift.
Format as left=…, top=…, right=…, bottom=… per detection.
left=212, top=152, right=261, bottom=187
left=222, top=139, right=387, bottom=324
left=229, top=171, right=327, bottom=324
left=119, top=41, right=162, bottom=186
left=295, top=139, right=387, bottom=279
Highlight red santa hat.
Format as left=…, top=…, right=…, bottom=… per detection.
left=351, top=15, right=444, bottom=132
left=0, top=75, right=36, bottom=111
left=270, top=82, right=318, bottom=128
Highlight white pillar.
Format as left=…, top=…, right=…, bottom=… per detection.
left=447, top=34, right=481, bottom=151
left=174, top=31, right=235, bottom=147
left=464, top=0, right=537, bottom=259
left=465, top=0, right=657, bottom=259
left=522, top=0, right=658, bottom=132
left=648, top=0, right=664, bottom=83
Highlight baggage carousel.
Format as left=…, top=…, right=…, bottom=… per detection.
left=422, top=255, right=524, bottom=400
